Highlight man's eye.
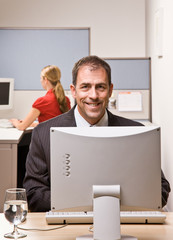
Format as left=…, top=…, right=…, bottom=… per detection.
left=81, top=85, right=88, bottom=89
left=98, top=85, right=106, bottom=90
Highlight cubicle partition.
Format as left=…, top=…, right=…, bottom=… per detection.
left=104, top=58, right=151, bottom=121
left=0, top=28, right=90, bottom=90
left=0, top=28, right=151, bottom=121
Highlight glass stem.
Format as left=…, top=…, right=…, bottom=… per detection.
left=13, top=224, right=18, bottom=235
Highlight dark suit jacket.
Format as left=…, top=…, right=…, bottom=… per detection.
left=23, top=106, right=170, bottom=211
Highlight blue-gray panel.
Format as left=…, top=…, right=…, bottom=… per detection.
left=105, top=59, right=150, bottom=90
left=0, top=29, right=89, bottom=90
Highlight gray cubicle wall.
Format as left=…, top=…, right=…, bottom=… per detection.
left=0, top=28, right=90, bottom=90
left=0, top=28, right=151, bottom=120
left=104, top=58, right=151, bottom=121
left=104, top=58, right=150, bottom=90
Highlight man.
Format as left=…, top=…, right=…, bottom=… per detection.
left=23, top=56, right=170, bottom=212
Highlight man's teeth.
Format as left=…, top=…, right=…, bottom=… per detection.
left=88, top=103, right=99, bottom=106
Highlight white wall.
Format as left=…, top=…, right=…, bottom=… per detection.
left=146, top=0, right=173, bottom=211
left=0, top=0, right=145, bottom=119
left=0, top=0, right=145, bottom=57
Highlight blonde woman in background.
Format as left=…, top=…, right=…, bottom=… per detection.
left=11, top=65, right=71, bottom=130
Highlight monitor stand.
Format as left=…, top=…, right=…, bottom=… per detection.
left=76, top=235, right=137, bottom=240
left=76, top=185, right=138, bottom=240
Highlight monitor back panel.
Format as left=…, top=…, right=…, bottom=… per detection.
left=50, top=126, right=162, bottom=212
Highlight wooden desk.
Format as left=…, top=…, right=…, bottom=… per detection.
left=0, top=212, right=173, bottom=240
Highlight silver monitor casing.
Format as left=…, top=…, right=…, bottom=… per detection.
left=50, top=126, right=162, bottom=212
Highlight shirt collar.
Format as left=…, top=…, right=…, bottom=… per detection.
left=46, top=89, right=53, bottom=94
left=74, top=106, right=108, bottom=127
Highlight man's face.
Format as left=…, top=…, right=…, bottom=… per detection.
left=70, top=65, right=113, bottom=125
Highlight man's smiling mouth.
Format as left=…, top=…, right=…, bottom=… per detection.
left=86, top=102, right=100, bottom=106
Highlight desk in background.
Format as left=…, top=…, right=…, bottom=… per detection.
left=0, top=212, right=173, bottom=240
left=0, top=128, right=32, bottom=212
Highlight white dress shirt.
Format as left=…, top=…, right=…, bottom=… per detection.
left=74, top=106, right=108, bottom=127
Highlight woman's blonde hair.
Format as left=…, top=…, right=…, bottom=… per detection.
left=41, top=65, right=69, bottom=113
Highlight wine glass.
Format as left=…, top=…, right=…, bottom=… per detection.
left=4, top=188, right=28, bottom=239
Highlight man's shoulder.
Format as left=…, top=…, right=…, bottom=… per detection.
left=107, top=110, right=144, bottom=126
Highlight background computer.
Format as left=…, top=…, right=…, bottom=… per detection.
left=0, top=78, right=14, bottom=110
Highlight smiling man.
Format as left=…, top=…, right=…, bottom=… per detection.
left=71, top=62, right=113, bottom=126
left=23, top=56, right=170, bottom=212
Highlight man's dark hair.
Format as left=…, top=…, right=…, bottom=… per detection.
left=72, top=55, right=111, bottom=86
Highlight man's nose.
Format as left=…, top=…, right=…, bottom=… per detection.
left=89, top=88, right=98, bottom=99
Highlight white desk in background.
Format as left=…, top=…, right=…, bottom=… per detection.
left=0, top=127, right=32, bottom=212
left=0, top=127, right=23, bottom=142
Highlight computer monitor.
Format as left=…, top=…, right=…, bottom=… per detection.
left=0, top=78, right=14, bottom=110
left=50, top=126, right=162, bottom=213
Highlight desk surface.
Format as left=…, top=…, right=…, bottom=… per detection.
left=0, top=127, right=33, bottom=143
left=0, top=212, right=173, bottom=240
left=0, top=128, right=23, bottom=143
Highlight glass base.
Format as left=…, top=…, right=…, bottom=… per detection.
left=4, top=230, right=27, bottom=239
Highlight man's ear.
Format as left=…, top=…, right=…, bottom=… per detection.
left=70, top=84, right=76, bottom=99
